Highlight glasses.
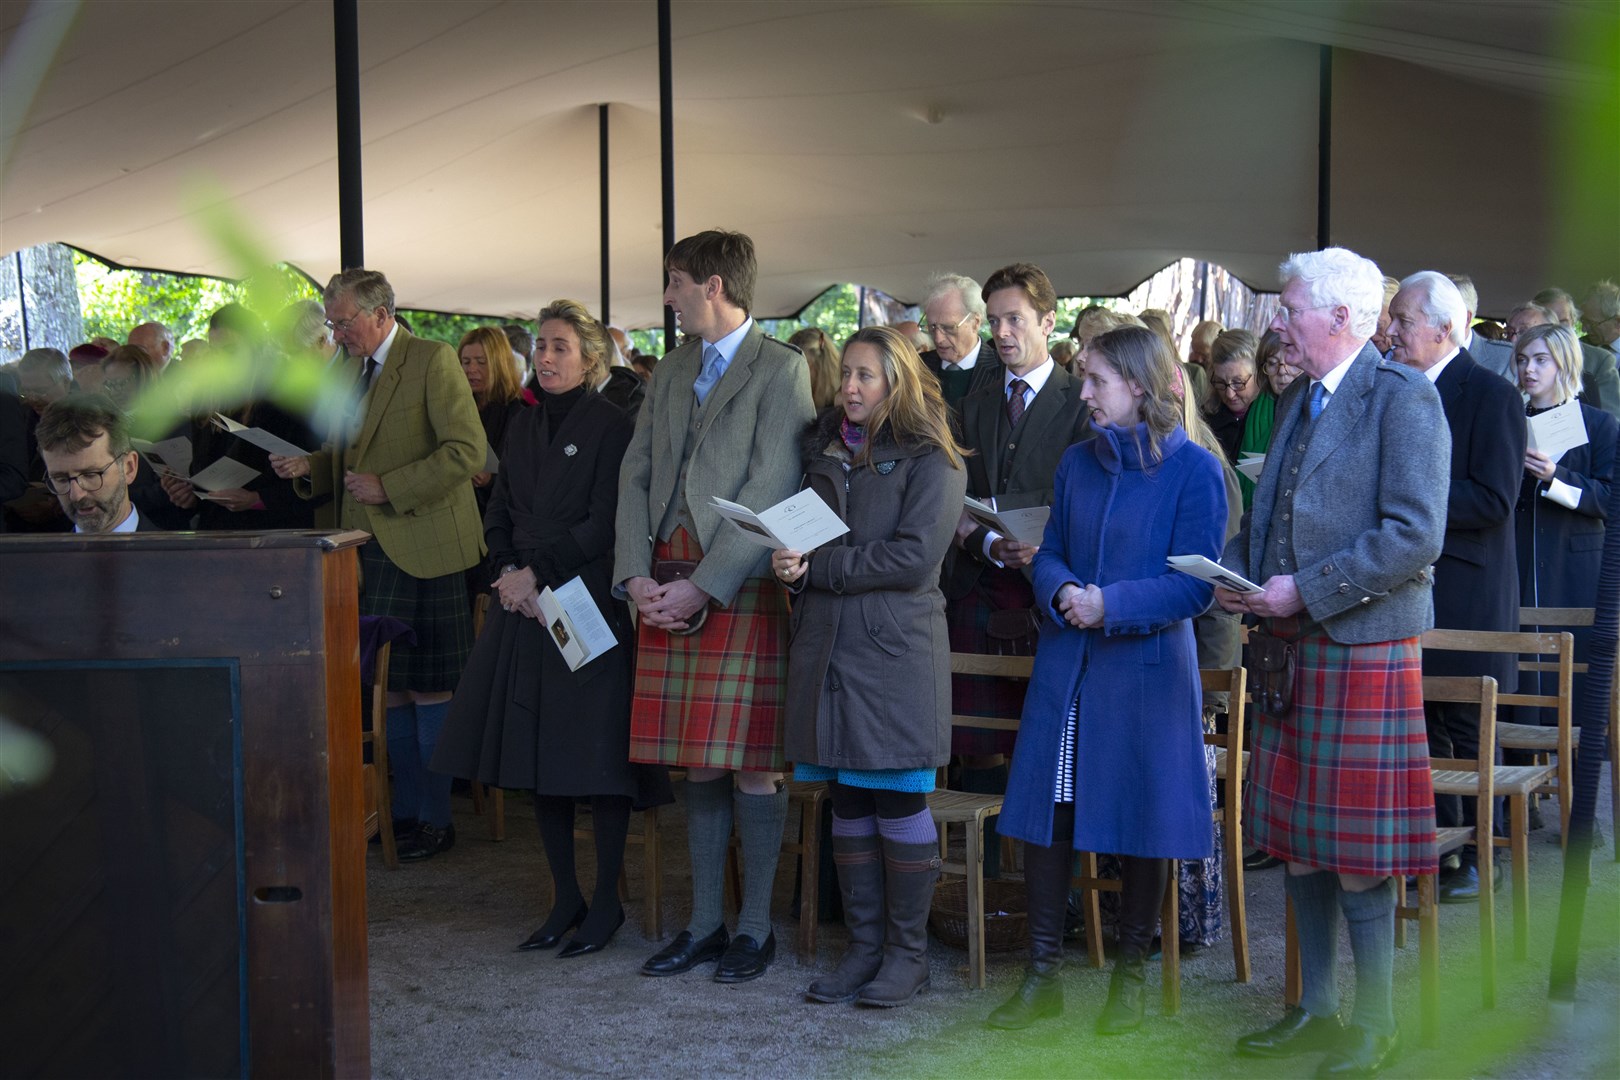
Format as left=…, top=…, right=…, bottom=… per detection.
left=1211, top=374, right=1253, bottom=394
left=324, top=311, right=369, bottom=333
left=920, top=313, right=976, bottom=337
left=1262, top=358, right=1298, bottom=373
left=1276, top=303, right=1332, bottom=323
left=44, top=456, right=126, bottom=495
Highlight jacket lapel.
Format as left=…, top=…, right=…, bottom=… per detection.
left=663, top=342, right=699, bottom=461
left=968, top=382, right=1003, bottom=493
left=354, top=332, right=410, bottom=459
left=690, top=324, right=761, bottom=454
left=1249, top=377, right=1307, bottom=571
left=530, top=394, right=597, bottom=510
left=1016, top=366, right=1078, bottom=457
left=1295, top=344, right=1378, bottom=489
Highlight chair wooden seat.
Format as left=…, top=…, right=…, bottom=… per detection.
left=1491, top=764, right=1560, bottom=797
left=927, top=788, right=1006, bottom=825
left=1495, top=721, right=1575, bottom=753
left=1435, top=826, right=1474, bottom=856
left=1213, top=746, right=1250, bottom=780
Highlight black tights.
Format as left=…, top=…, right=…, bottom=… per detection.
left=533, top=793, right=632, bottom=945
left=829, top=781, right=927, bottom=821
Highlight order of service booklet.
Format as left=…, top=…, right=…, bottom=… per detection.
left=537, top=576, right=619, bottom=672
left=709, top=490, right=849, bottom=551
left=1166, top=554, right=1263, bottom=594
left=963, top=496, right=1050, bottom=547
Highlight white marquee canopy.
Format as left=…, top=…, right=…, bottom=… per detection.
left=2, top=0, right=1615, bottom=325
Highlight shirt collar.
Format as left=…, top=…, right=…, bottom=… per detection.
left=1005, top=357, right=1055, bottom=397
left=1313, top=345, right=1360, bottom=397
left=945, top=340, right=983, bottom=371
left=369, top=321, right=401, bottom=367
left=1423, top=346, right=1462, bottom=384
left=706, top=318, right=753, bottom=366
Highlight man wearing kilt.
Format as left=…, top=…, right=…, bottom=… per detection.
left=614, top=230, right=814, bottom=983
left=1216, top=248, right=1449, bottom=1077
left=944, top=263, right=1091, bottom=876
left=271, top=269, right=487, bottom=861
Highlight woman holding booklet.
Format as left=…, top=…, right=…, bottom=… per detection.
left=436, top=299, right=669, bottom=958
left=771, top=325, right=967, bottom=1007
left=1513, top=323, right=1615, bottom=717
left=989, top=325, right=1226, bottom=1035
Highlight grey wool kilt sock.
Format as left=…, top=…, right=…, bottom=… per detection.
left=1284, top=868, right=1343, bottom=1018
left=1340, top=878, right=1398, bottom=1038
left=734, top=784, right=790, bottom=943
left=682, top=776, right=734, bottom=938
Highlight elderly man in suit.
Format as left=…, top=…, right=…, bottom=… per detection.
left=1536, top=286, right=1620, bottom=418
left=1388, top=271, right=1526, bottom=903
left=943, top=263, right=1091, bottom=878
left=271, top=269, right=486, bottom=861
left=1218, top=248, right=1448, bottom=1077
left=615, top=229, right=813, bottom=984
left=919, top=272, right=1002, bottom=412
left=35, top=392, right=164, bottom=533
left=1446, top=274, right=1515, bottom=383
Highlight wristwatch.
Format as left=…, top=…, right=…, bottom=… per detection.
left=500, top=563, right=521, bottom=577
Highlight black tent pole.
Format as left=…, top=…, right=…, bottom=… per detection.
left=658, top=0, right=676, bottom=352
left=1316, top=45, right=1332, bottom=250
left=334, top=0, right=364, bottom=270
left=600, top=103, right=611, bottom=326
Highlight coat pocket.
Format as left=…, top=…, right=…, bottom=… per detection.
left=862, top=593, right=909, bottom=657
left=1570, top=532, right=1604, bottom=552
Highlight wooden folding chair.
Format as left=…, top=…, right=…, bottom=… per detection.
left=926, top=651, right=1030, bottom=989
left=1421, top=629, right=1561, bottom=957
left=1518, top=607, right=1616, bottom=854
left=363, top=640, right=400, bottom=870
left=1205, top=666, right=1251, bottom=982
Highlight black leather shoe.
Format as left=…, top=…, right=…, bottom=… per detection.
left=517, top=901, right=587, bottom=951
left=1236, top=1006, right=1345, bottom=1058
left=371, top=817, right=418, bottom=845
left=1244, top=849, right=1283, bottom=871
left=1315, top=1024, right=1399, bottom=1077
left=398, top=823, right=455, bottom=860
left=641, top=925, right=729, bottom=976
left=986, top=967, right=1063, bottom=1030
left=1438, top=862, right=1502, bottom=904
left=714, top=931, right=776, bottom=983
left=558, top=909, right=626, bottom=958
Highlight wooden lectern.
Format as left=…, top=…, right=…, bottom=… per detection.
left=0, top=530, right=371, bottom=1079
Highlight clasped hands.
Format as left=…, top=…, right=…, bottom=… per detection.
left=267, top=453, right=388, bottom=506
left=1054, top=582, right=1105, bottom=629
left=1214, top=574, right=1304, bottom=618
left=626, top=576, right=711, bottom=632
left=494, top=565, right=541, bottom=620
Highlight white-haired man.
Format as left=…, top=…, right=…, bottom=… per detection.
left=1219, top=248, right=1449, bottom=1076
left=1535, top=286, right=1619, bottom=418
left=919, top=272, right=1002, bottom=412
left=1444, top=274, right=1515, bottom=382
left=1389, top=270, right=1525, bottom=904
left=127, top=321, right=176, bottom=370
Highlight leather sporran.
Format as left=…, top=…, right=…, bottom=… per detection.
left=650, top=558, right=709, bottom=636
left=1247, top=630, right=1296, bottom=716
left=985, top=607, right=1041, bottom=656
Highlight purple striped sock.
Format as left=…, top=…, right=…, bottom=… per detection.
left=831, top=813, right=877, bottom=838
left=877, top=808, right=937, bottom=846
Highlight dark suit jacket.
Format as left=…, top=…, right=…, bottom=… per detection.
left=1425, top=349, right=1527, bottom=683
left=1576, top=339, right=1620, bottom=419
left=943, top=363, right=1092, bottom=600
left=922, top=341, right=1003, bottom=407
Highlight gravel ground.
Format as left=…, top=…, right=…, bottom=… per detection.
left=368, top=779, right=1619, bottom=1079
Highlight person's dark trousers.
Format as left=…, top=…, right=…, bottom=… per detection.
left=1423, top=699, right=1504, bottom=862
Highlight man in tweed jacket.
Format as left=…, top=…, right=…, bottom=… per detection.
left=1216, top=248, right=1449, bottom=1077
left=272, top=269, right=486, bottom=861
left=615, top=230, right=814, bottom=983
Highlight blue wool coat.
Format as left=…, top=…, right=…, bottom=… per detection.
left=1000, top=422, right=1227, bottom=858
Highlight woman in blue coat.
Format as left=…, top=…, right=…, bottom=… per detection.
left=987, top=326, right=1227, bottom=1036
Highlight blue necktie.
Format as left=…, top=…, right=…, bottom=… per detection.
left=1308, top=381, right=1327, bottom=421
left=693, top=344, right=724, bottom=405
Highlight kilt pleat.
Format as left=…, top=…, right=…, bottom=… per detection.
left=628, top=529, right=789, bottom=771
left=359, top=540, right=474, bottom=693
left=1244, top=617, right=1437, bottom=876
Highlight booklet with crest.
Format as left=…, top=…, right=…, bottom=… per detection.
left=710, top=490, right=849, bottom=551
left=963, top=496, right=1050, bottom=547
left=187, top=456, right=261, bottom=493
left=1525, top=400, right=1588, bottom=463
left=212, top=413, right=311, bottom=458
left=537, top=576, right=619, bottom=672
left=132, top=435, right=194, bottom=479
left=1166, top=555, right=1263, bottom=594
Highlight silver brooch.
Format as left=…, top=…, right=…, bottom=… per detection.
left=564, top=444, right=578, bottom=457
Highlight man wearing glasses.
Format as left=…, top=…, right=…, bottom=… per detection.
left=35, top=393, right=157, bottom=534
left=919, top=272, right=1001, bottom=412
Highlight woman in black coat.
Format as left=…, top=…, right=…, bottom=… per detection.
left=1514, top=323, right=1615, bottom=720
left=435, top=300, right=670, bottom=958
left=772, top=326, right=967, bottom=1007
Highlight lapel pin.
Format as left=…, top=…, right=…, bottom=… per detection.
left=564, top=444, right=578, bottom=457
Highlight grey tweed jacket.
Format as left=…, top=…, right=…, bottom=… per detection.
left=1223, top=341, right=1450, bottom=644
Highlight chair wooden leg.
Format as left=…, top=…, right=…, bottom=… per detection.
left=1225, top=806, right=1250, bottom=982
left=470, top=781, right=486, bottom=816
left=1610, top=706, right=1620, bottom=862
left=1557, top=752, right=1572, bottom=849
left=1479, top=838, right=1496, bottom=1010
left=373, top=706, right=399, bottom=870
left=966, top=822, right=986, bottom=990
left=1510, top=797, right=1530, bottom=962
left=644, top=805, right=663, bottom=940
left=1284, top=897, right=1301, bottom=1008
left=797, top=796, right=820, bottom=961
left=1418, top=873, right=1439, bottom=1047
left=1079, top=851, right=1106, bottom=969
left=489, top=787, right=505, bottom=841
left=1160, top=859, right=1180, bottom=1016
left=1394, top=875, right=1407, bottom=949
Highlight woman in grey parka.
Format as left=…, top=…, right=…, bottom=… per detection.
left=772, top=325, right=967, bottom=1008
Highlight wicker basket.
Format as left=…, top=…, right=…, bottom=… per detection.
left=929, top=879, right=1029, bottom=952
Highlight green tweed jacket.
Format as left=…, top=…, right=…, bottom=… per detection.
left=298, top=327, right=487, bottom=579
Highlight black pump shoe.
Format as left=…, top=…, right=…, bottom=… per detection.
left=558, top=909, right=626, bottom=958
left=517, top=901, right=587, bottom=951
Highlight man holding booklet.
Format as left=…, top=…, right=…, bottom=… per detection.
left=613, top=230, right=814, bottom=984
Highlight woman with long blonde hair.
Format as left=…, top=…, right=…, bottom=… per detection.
left=789, top=326, right=843, bottom=411
left=771, top=325, right=966, bottom=1007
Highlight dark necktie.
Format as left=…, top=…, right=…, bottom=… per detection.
left=1308, top=381, right=1327, bottom=421
left=1007, top=378, right=1029, bottom=427
left=361, top=356, right=378, bottom=394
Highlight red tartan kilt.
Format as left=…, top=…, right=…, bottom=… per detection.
left=1244, top=618, right=1437, bottom=876
left=946, top=566, right=1035, bottom=757
left=628, top=529, right=790, bottom=771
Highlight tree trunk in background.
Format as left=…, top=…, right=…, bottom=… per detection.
left=0, top=243, right=84, bottom=358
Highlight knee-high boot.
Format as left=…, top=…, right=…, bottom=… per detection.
left=1097, top=855, right=1167, bottom=1035
left=805, top=834, right=886, bottom=1003
left=987, top=807, right=1073, bottom=1029
left=856, top=839, right=941, bottom=1006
